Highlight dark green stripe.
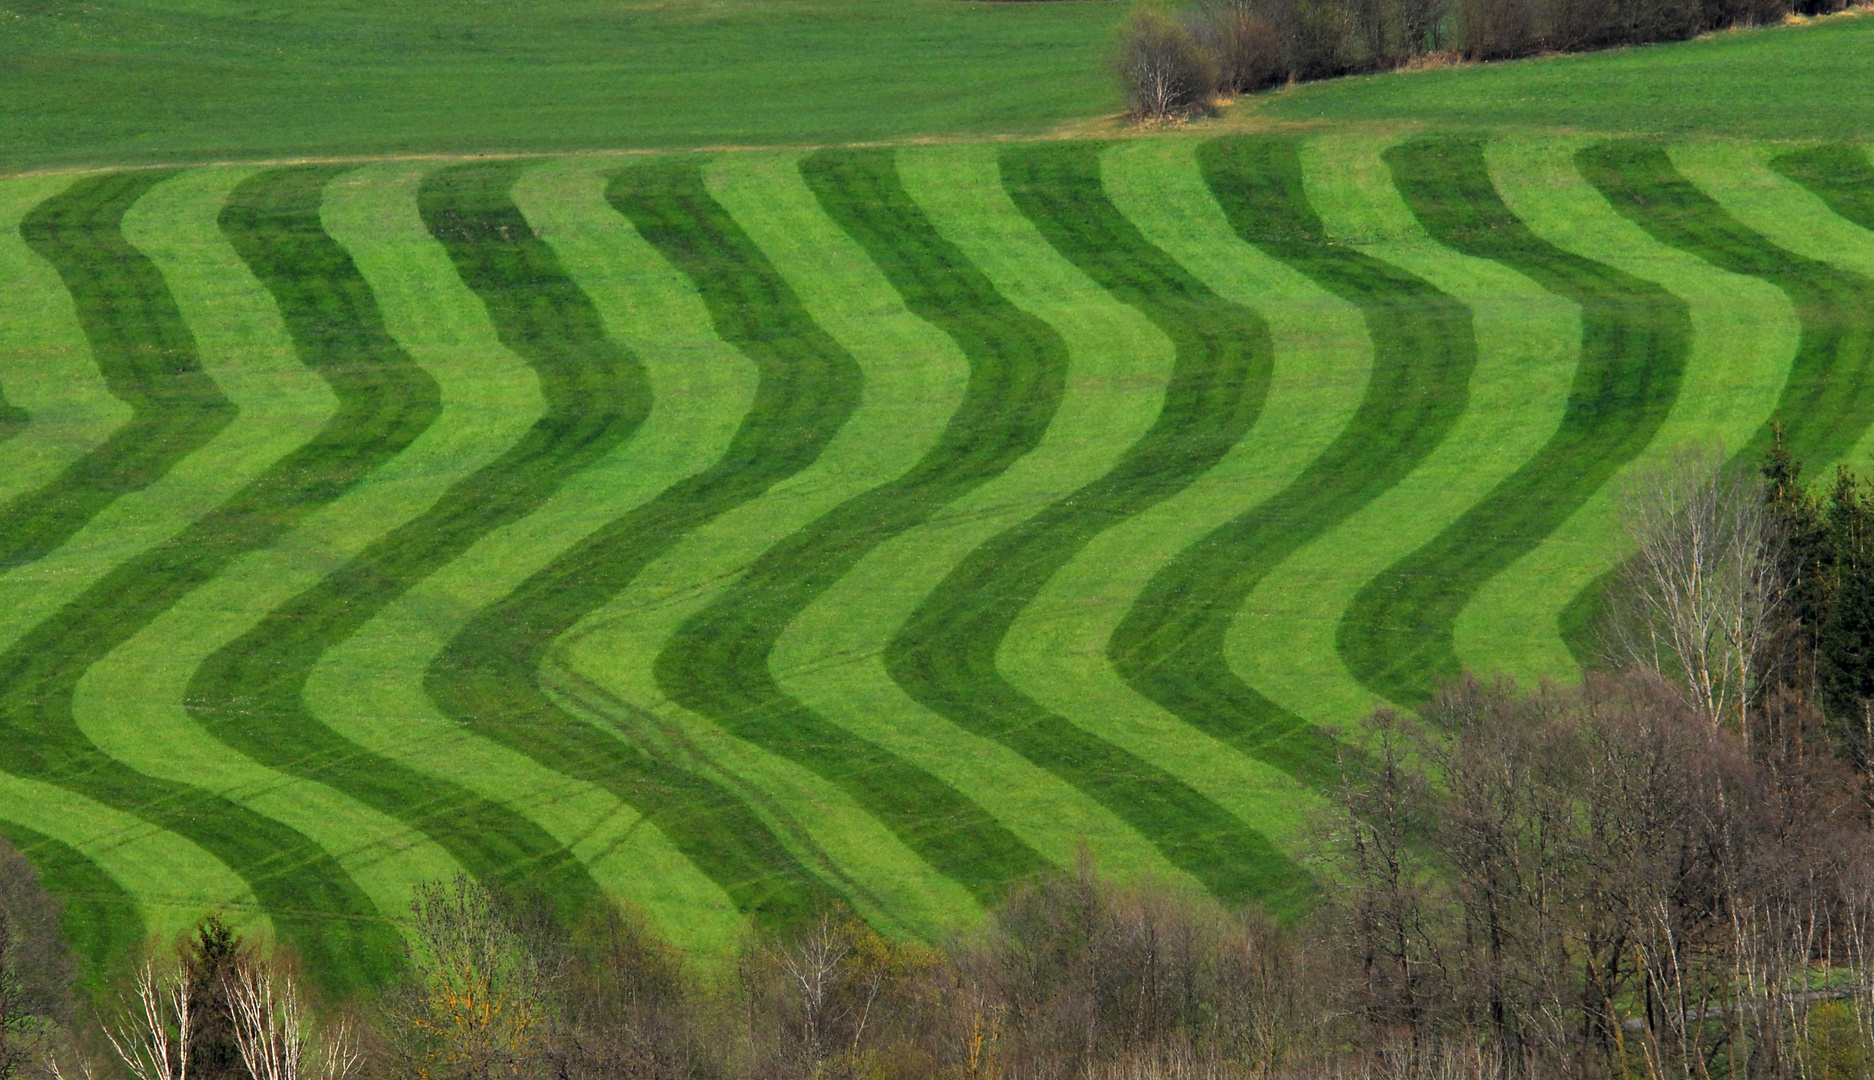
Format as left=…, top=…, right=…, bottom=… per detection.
left=1557, top=141, right=1874, bottom=666
left=1109, top=135, right=1475, bottom=784
left=1337, top=134, right=1690, bottom=706
left=881, top=141, right=1305, bottom=909
left=3, top=171, right=235, bottom=570
left=0, top=393, right=25, bottom=442
left=0, top=820, right=142, bottom=997
left=426, top=156, right=862, bottom=929
left=185, top=161, right=651, bottom=924
left=651, top=148, right=1063, bottom=904
left=1773, top=144, right=1874, bottom=236
left=0, top=164, right=428, bottom=993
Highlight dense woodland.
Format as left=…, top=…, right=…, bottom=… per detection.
left=7, top=446, right=1874, bottom=1079
left=1118, top=0, right=1867, bottom=119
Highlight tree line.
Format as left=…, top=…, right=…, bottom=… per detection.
left=1118, top=0, right=1862, bottom=120
left=5, top=444, right=1874, bottom=1078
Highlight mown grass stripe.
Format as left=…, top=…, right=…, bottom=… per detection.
left=74, top=164, right=460, bottom=932
left=1773, top=144, right=1874, bottom=239
left=184, top=160, right=646, bottom=926
left=649, top=147, right=1066, bottom=905
left=873, top=140, right=1302, bottom=907
left=0, top=820, right=141, bottom=994
left=1456, top=135, right=1795, bottom=684
left=306, top=158, right=753, bottom=953
left=1334, top=133, right=1689, bottom=707
left=3, top=172, right=235, bottom=570
left=1011, top=136, right=1360, bottom=855
left=1106, top=134, right=1473, bottom=784
left=771, top=141, right=1200, bottom=892
left=425, top=154, right=864, bottom=930
left=1580, top=140, right=1874, bottom=475
left=1219, top=134, right=1578, bottom=742
left=0, top=165, right=411, bottom=991
left=553, top=150, right=1026, bottom=934
left=1673, top=141, right=1874, bottom=471
left=0, top=176, right=128, bottom=513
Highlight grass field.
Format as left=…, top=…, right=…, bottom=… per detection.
left=6, top=129, right=1872, bottom=988
left=6, top=0, right=1874, bottom=989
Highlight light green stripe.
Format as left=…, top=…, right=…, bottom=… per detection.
left=0, top=771, right=261, bottom=945
left=993, top=136, right=1356, bottom=850
left=1226, top=132, right=1578, bottom=723
left=306, top=158, right=749, bottom=954
left=771, top=142, right=1187, bottom=886
left=0, top=175, right=129, bottom=508
left=0, top=167, right=337, bottom=656
left=1670, top=138, right=1874, bottom=472
left=560, top=151, right=980, bottom=936
left=75, top=164, right=502, bottom=929
left=1460, top=134, right=1798, bottom=682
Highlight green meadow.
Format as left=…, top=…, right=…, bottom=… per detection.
left=3, top=0, right=1874, bottom=991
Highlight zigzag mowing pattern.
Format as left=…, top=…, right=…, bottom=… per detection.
left=3, top=134, right=1871, bottom=979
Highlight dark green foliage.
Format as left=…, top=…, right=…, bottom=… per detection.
left=0, top=394, right=25, bottom=443
left=653, top=147, right=1070, bottom=903
left=882, top=141, right=1307, bottom=909
left=185, top=160, right=666, bottom=926
left=1108, top=135, right=1474, bottom=785
left=1761, top=428, right=1834, bottom=695
left=1821, top=467, right=1874, bottom=742
left=1339, top=134, right=1689, bottom=706
left=0, top=166, right=412, bottom=993
left=4, top=171, right=236, bottom=571
left=182, top=915, right=245, bottom=1080
left=1566, top=140, right=1874, bottom=669
left=0, top=825, right=134, bottom=999
left=425, top=156, right=874, bottom=929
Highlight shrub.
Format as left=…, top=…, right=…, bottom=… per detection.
left=1188, top=0, right=1288, bottom=91
left=1116, top=8, right=1217, bottom=121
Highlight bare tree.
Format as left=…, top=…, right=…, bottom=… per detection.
left=1610, top=448, right=1783, bottom=736
left=1116, top=8, right=1217, bottom=122
left=104, top=965, right=192, bottom=1080
left=223, top=961, right=358, bottom=1080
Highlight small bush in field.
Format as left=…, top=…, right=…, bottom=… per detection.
left=1116, top=8, right=1217, bottom=121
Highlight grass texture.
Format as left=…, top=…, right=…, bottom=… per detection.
left=0, top=130, right=1860, bottom=973
left=0, top=0, right=1124, bottom=175
left=653, top=146, right=1067, bottom=905
left=1579, top=141, right=1874, bottom=474
left=0, top=165, right=431, bottom=991
left=183, top=159, right=654, bottom=929
left=881, top=141, right=1304, bottom=909
left=1337, top=134, right=1688, bottom=707
left=4, top=171, right=234, bottom=571
left=425, top=154, right=870, bottom=930
left=1109, top=134, right=1474, bottom=785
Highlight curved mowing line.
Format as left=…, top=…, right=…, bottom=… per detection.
left=1, top=163, right=455, bottom=993
left=1549, top=141, right=1874, bottom=664
left=1773, top=144, right=1874, bottom=237
left=0, top=820, right=141, bottom=992
left=1335, top=134, right=1689, bottom=707
left=875, top=140, right=1301, bottom=907
left=649, top=146, right=1067, bottom=904
left=1454, top=135, right=1795, bottom=685
left=0, top=175, right=127, bottom=536
left=1580, top=141, right=1874, bottom=482
left=425, top=155, right=863, bottom=929
left=184, top=160, right=644, bottom=924
left=3, top=172, right=235, bottom=571
left=304, top=159, right=754, bottom=952
left=1106, top=135, right=1474, bottom=785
